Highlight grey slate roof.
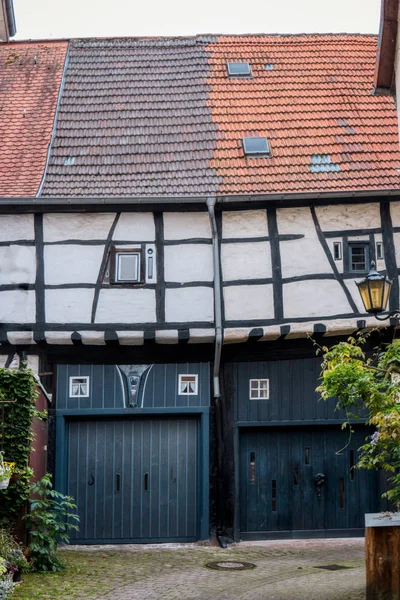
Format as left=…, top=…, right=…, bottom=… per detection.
left=41, top=37, right=221, bottom=197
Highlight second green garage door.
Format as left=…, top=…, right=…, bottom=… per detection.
left=66, top=418, right=199, bottom=543
left=240, top=427, right=383, bottom=539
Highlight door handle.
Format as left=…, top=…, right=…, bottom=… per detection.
left=314, top=473, right=325, bottom=499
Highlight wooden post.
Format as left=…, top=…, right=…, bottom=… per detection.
left=365, top=513, right=400, bottom=600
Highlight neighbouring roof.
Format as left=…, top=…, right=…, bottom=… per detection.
left=0, top=41, right=68, bottom=197
left=3, top=34, right=400, bottom=199
left=374, top=0, right=399, bottom=90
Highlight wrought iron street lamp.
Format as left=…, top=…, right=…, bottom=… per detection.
left=355, top=262, right=395, bottom=320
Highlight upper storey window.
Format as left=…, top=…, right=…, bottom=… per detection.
left=227, top=61, right=252, bottom=77
left=111, top=247, right=142, bottom=284
left=349, top=243, right=369, bottom=274
left=243, top=137, right=270, bottom=157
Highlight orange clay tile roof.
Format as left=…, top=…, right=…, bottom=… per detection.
left=206, top=34, right=400, bottom=195
left=4, top=34, right=400, bottom=198
left=0, top=41, right=68, bottom=197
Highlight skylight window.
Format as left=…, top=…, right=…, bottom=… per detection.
left=243, top=137, right=270, bottom=157
left=227, top=62, right=252, bottom=77
left=309, top=154, right=341, bottom=173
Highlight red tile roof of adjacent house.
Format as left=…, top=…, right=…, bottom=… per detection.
left=206, top=35, right=400, bottom=195
left=0, top=41, right=68, bottom=197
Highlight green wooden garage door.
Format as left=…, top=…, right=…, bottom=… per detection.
left=67, top=418, right=199, bottom=543
left=240, top=427, right=383, bottom=539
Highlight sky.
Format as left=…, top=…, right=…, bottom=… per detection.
left=13, top=0, right=382, bottom=40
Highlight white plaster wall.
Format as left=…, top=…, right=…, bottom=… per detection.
left=315, top=203, right=380, bottom=231
left=224, top=284, right=274, bottom=320
left=0, top=246, right=36, bottom=284
left=283, top=280, right=353, bottom=319
left=163, top=213, right=211, bottom=240
left=393, top=232, right=400, bottom=268
left=44, top=213, right=115, bottom=242
left=0, top=290, right=35, bottom=322
left=164, top=244, right=213, bottom=282
left=276, top=207, right=332, bottom=277
left=390, top=201, right=400, bottom=227
left=96, top=289, right=156, bottom=323
left=222, top=210, right=268, bottom=239
left=281, top=238, right=331, bottom=278
left=165, top=287, right=214, bottom=322
left=0, top=215, right=34, bottom=241
left=113, top=213, right=155, bottom=241
left=276, top=207, right=312, bottom=235
left=344, top=279, right=368, bottom=314
left=45, top=289, right=94, bottom=323
left=222, top=242, right=272, bottom=280
left=44, top=245, right=104, bottom=285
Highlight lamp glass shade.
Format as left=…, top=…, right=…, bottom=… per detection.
left=356, top=267, right=392, bottom=314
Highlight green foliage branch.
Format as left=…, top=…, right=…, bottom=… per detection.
left=317, top=333, right=400, bottom=507
left=24, top=475, right=79, bottom=572
left=0, top=363, right=40, bottom=527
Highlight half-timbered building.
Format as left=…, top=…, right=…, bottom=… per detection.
left=1, top=33, right=400, bottom=543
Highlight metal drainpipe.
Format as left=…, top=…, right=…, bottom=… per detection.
left=207, top=197, right=223, bottom=397
left=206, top=197, right=227, bottom=548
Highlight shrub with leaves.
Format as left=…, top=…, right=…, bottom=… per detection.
left=0, top=363, right=40, bottom=528
left=318, top=333, right=400, bottom=508
left=0, top=578, right=15, bottom=600
left=24, top=474, right=79, bottom=572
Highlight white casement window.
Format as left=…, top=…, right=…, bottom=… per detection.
left=69, top=376, right=90, bottom=398
left=111, top=247, right=142, bottom=284
left=333, top=242, right=342, bottom=260
left=249, top=379, right=269, bottom=400
left=178, top=374, right=198, bottom=395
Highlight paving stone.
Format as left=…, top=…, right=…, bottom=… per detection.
left=62, top=538, right=366, bottom=600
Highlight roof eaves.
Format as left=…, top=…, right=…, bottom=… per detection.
left=374, top=0, right=399, bottom=90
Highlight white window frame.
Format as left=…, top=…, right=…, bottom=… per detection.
left=69, top=376, right=90, bottom=398
left=115, top=251, right=141, bottom=283
left=376, top=241, right=384, bottom=260
left=249, top=378, right=269, bottom=400
left=178, top=374, right=199, bottom=396
left=333, top=241, right=342, bottom=261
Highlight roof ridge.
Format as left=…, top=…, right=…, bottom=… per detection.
left=8, top=32, right=378, bottom=46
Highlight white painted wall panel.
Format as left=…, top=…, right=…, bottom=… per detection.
left=113, top=213, right=155, bottom=241
left=283, top=280, right=353, bottom=319
left=224, top=284, right=274, bottom=320
left=315, top=203, right=380, bottom=231
left=344, top=279, right=368, bottom=314
left=164, top=244, right=213, bottom=282
left=0, top=246, right=36, bottom=284
left=165, top=287, right=214, bottom=322
left=393, top=232, right=400, bottom=267
left=222, top=242, right=272, bottom=280
left=223, top=210, right=268, bottom=239
left=0, top=290, right=35, bottom=323
left=276, top=207, right=312, bottom=235
left=45, top=289, right=94, bottom=323
left=44, top=213, right=115, bottom=242
left=276, top=207, right=332, bottom=277
left=391, top=201, right=400, bottom=227
left=0, top=215, right=34, bottom=241
left=163, top=212, right=211, bottom=240
left=280, top=238, right=331, bottom=278
left=95, top=289, right=156, bottom=323
left=44, top=245, right=104, bottom=285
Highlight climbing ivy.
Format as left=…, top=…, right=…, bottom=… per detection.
left=0, top=363, right=40, bottom=528
left=317, top=333, right=400, bottom=508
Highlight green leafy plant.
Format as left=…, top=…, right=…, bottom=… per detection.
left=0, top=578, right=15, bottom=600
left=24, top=475, right=79, bottom=572
left=0, top=363, right=40, bottom=528
left=317, top=333, right=400, bottom=508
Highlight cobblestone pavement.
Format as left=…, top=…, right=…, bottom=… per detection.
left=64, top=538, right=366, bottom=600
